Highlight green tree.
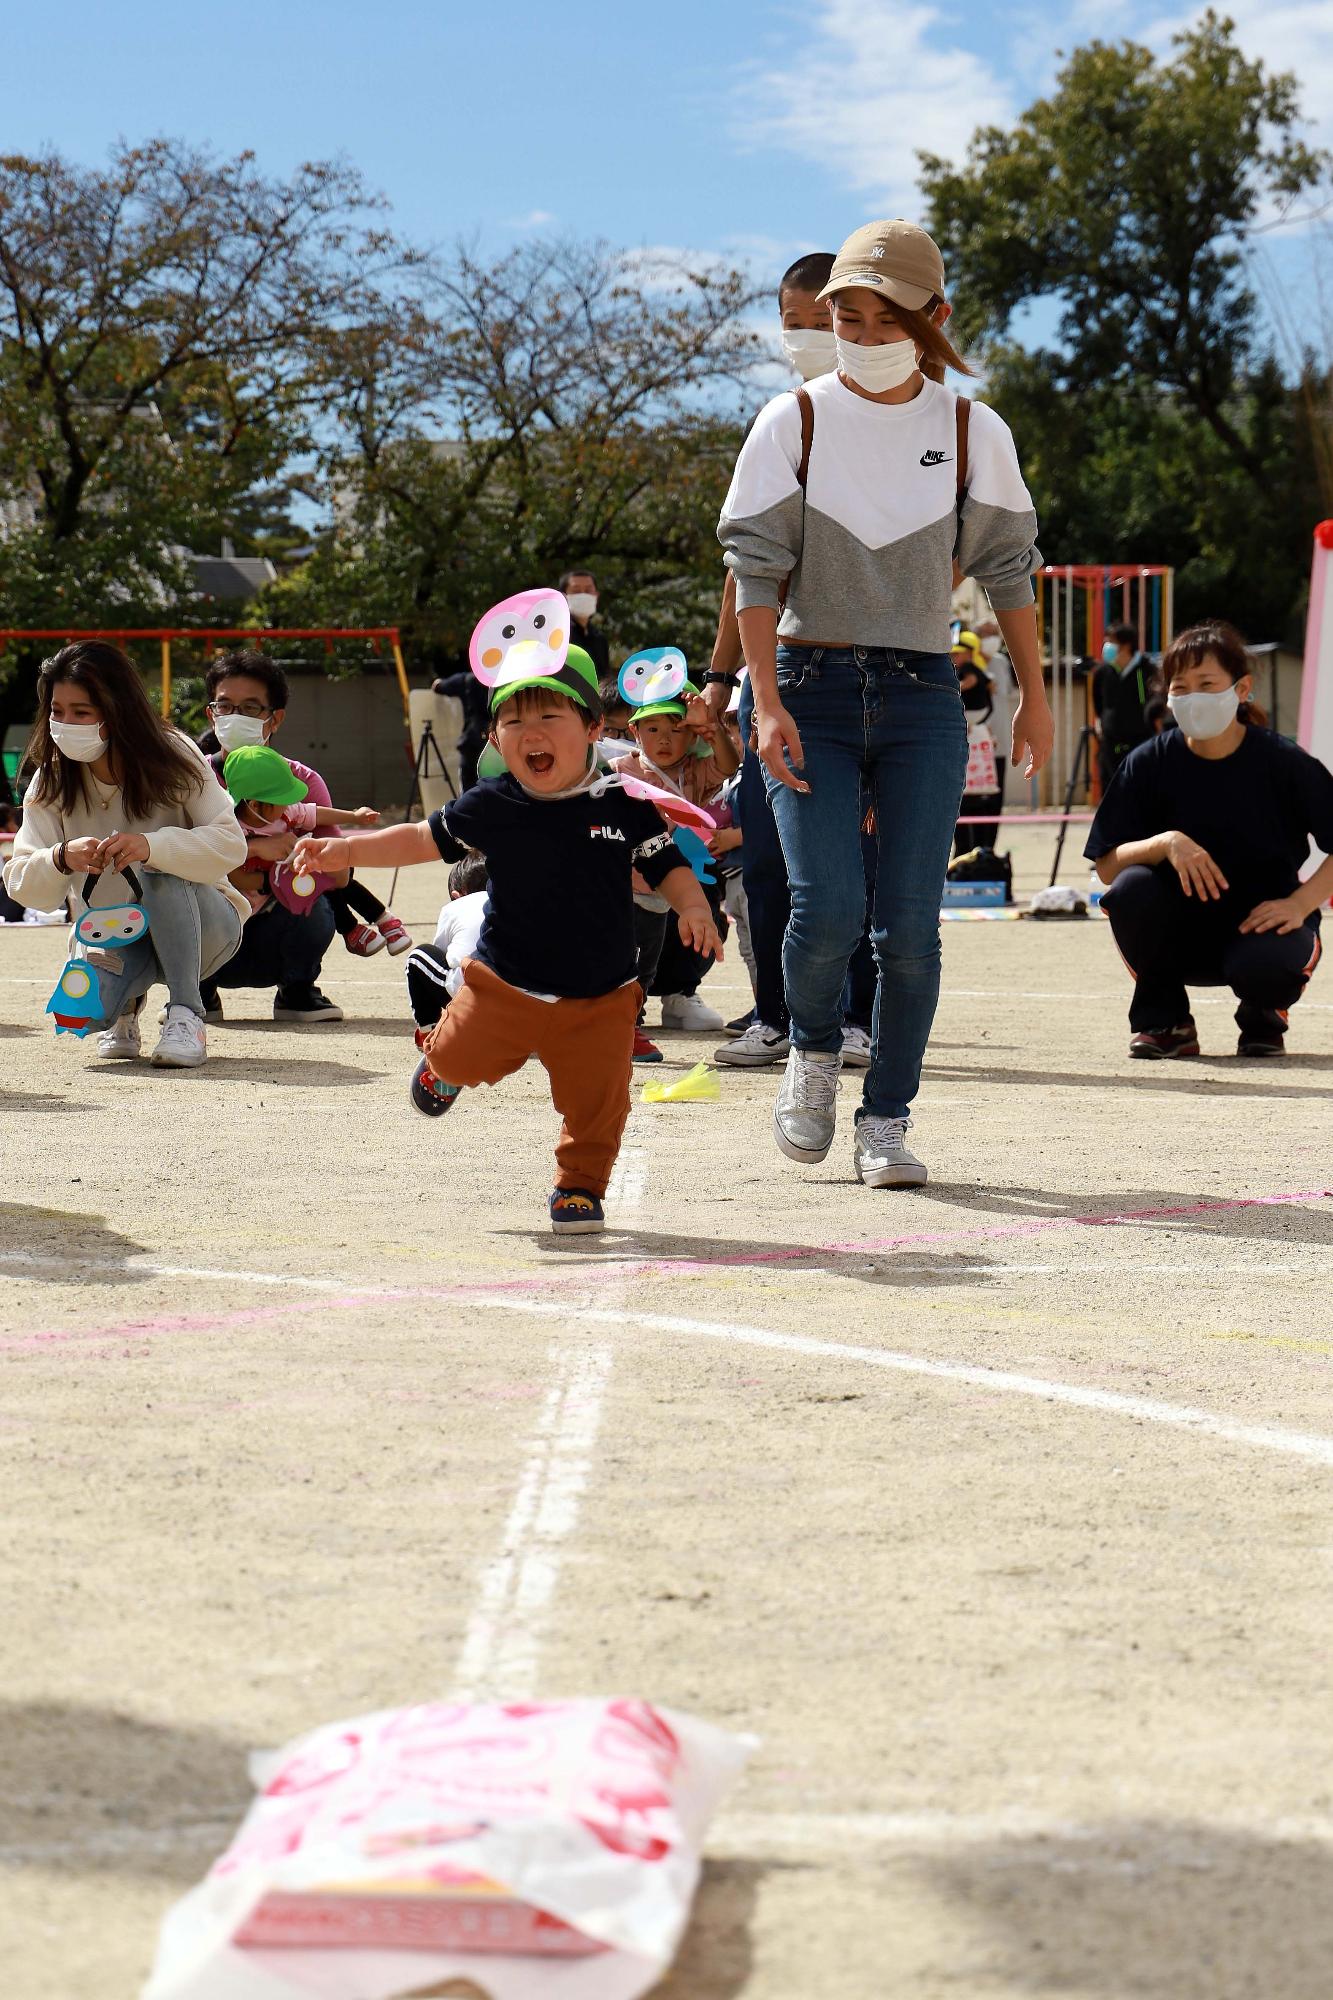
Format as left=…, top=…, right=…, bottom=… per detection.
left=266, top=239, right=764, bottom=667
left=920, top=12, right=1331, bottom=638
left=0, top=138, right=413, bottom=627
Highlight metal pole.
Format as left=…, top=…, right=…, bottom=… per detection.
left=390, top=634, right=411, bottom=724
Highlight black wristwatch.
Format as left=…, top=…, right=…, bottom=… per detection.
left=703, top=672, right=740, bottom=688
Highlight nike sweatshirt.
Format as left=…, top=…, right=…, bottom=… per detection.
left=717, top=372, right=1041, bottom=654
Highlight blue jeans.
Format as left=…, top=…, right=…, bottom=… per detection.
left=737, top=677, right=790, bottom=1030
left=89, top=872, right=242, bottom=1022
left=762, top=645, right=967, bottom=1119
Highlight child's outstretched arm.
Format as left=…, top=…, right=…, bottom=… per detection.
left=292, top=820, right=439, bottom=875
left=658, top=864, right=724, bottom=962
left=312, top=804, right=380, bottom=828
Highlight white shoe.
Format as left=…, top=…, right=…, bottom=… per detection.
left=660, top=991, right=725, bottom=1032
left=151, top=1005, right=207, bottom=1068
left=97, top=1007, right=143, bottom=1061
left=840, top=1024, right=872, bottom=1069
left=854, top=1114, right=927, bottom=1188
left=715, top=1020, right=790, bottom=1067
left=773, top=1047, right=841, bottom=1163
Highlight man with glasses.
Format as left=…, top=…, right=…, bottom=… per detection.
left=199, top=650, right=343, bottom=1023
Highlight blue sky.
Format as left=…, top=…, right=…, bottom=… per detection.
left=9, top=0, right=1330, bottom=323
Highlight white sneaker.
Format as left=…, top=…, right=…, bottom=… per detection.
left=841, top=1024, right=872, bottom=1069
left=151, top=1006, right=207, bottom=1068
left=715, top=1020, right=790, bottom=1067
left=97, top=1007, right=143, bottom=1061
left=773, top=1047, right=841, bottom=1163
left=660, top=991, right=725, bottom=1032
left=854, top=1114, right=928, bottom=1188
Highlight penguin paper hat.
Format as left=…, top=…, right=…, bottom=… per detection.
left=469, top=588, right=601, bottom=715
left=618, top=647, right=695, bottom=721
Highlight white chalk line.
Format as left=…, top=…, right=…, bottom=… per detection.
left=7, top=1806, right=1333, bottom=1871
left=5, top=1242, right=1332, bottom=1466
left=459, top=1298, right=1333, bottom=1469
left=451, top=1143, right=649, bottom=1699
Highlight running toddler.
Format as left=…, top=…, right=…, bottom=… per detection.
left=293, top=592, right=722, bottom=1234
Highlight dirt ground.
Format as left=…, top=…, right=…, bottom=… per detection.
left=3, top=826, right=1331, bottom=2000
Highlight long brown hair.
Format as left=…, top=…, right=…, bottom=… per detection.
left=1161, top=621, right=1268, bottom=728
left=884, top=296, right=973, bottom=384
left=26, top=641, right=206, bottom=822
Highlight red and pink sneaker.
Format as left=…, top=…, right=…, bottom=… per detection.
left=376, top=911, right=412, bottom=955
left=344, top=921, right=387, bottom=957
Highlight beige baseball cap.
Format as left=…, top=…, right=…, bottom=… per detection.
left=817, top=219, right=946, bottom=311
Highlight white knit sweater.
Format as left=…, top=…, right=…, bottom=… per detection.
left=6, top=734, right=250, bottom=922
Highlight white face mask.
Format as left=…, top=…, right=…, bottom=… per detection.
left=835, top=334, right=920, bottom=393
left=979, top=635, right=1001, bottom=660
left=566, top=593, right=597, bottom=623
left=1167, top=687, right=1241, bottom=740
left=49, top=719, right=107, bottom=763
left=213, top=712, right=269, bottom=751
left=781, top=327, right=837, bottom=381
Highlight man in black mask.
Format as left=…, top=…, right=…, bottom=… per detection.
left=559, top=569, right=610, bottom=679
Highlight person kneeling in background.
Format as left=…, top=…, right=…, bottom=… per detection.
left=1085, top=620, right=1333, bottom=1059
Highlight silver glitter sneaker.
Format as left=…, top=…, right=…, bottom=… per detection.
left=773, top=1047, right=842, bottom=1163
left=853, top=1114, right=928, bottom=1188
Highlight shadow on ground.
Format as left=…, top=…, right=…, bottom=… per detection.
left=0, top=1204, right=146, bottom=1284
left=652, top=1858, right=781, bottom=1999
left=94, top=1057, right=379, bottom=1088
left=924, top=1058, right=1333, bottom=1100
left=0, top=1701, right=248, bottom=1882
left=913, top=1818, right=1333, bottom=2000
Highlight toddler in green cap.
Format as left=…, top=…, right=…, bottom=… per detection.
left=223, top=746, right=379, bottom=912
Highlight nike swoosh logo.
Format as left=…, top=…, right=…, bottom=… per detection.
left=920, top=450, right=951, bottom=466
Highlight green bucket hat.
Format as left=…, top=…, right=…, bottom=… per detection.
left=634, top=680, right=700, bottom=724
left=487, top=642, right=602, bottom=716
left=223, top=745, right=309, bottom=806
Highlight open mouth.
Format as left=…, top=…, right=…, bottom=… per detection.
left=525, top=751, right=555, bottom=777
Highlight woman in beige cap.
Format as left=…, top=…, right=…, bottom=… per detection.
left=717, top=218, right=1052, bottom=1189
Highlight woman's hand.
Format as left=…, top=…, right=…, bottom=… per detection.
left=349, top=807, right=380, bottom=826
left=1011, top=695, right=1054, bottom=778
left=1165, top=831, right=1229, bottom=900
left=247, top=831, right=296, bottom=863
left=95, top=830, right=151, bottom=870
left=62, top=835, right=107, bottom=873
left=677, top=906, right=725, bottom=961
left=1240, top=895, right=1308, bottom=936
left=292, top=835, right=351, bottom=875
left=756, top=704, right=809, bottom=794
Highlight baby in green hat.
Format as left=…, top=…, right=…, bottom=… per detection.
left=223, top=746, right=379, bottom=911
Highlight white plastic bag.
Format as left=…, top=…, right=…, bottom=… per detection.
left=143, top=1700, right=754, bottom=2000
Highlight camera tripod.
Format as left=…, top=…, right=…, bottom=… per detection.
left=390, top=718, right=457, bottom=903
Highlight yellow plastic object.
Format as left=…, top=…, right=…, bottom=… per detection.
left=641, top=1061, right=721, bottom=1104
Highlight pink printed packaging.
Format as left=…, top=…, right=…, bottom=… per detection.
left=143, top=1699, right=754, bottom=2000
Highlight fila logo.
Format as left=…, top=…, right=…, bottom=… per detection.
left=589, top=824, right=625, bottom=842
left=920, top=449, right=951, bottom=466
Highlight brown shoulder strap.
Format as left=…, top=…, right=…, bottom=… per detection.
left=956, top=395, right=970, bottom=500
left=795, top=386, right=814, bottom=490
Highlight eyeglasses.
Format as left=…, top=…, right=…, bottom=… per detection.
left=209, top=700, right=273, bottom=719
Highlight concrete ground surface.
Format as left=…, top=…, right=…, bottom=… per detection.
left=2, top=826, right=1331, bottom=1999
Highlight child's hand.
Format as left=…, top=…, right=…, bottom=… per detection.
left=350, top=807, right=380, bottom=826
left=710, top=827, right=743, bottom=854
left=678, top=907, right=724, bottom=962
left=292, top=835, right=350, bottom=875
left=684, top=693, right=713, bottom=734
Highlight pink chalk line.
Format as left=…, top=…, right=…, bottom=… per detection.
left=3, top=1188, right=1327, bottom=1357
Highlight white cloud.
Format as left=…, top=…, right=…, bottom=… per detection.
left=504, top=208, right=557, bottom=229
left=735, top=0, right=1016, bottom=216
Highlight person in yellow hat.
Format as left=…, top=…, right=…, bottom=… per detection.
left=718, top=218, right=1053, bottom=1188
left=950, top=630, right=1003, bottom=854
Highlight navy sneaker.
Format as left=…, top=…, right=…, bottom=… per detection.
left=549, top=1187, right=605, bottom=1234
left=409, top=1056, right=462, bottom=1117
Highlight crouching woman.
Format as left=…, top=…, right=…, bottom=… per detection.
left=1086, top=621, right=1333, bottom=1059
left=7, top=642, right=249, bottom=1067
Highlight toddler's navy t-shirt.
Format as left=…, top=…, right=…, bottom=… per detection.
left=428, top=776, right=682, bottom=998
left=1085, top=727, right=1333, bottom=909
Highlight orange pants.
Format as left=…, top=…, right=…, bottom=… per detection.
left=421, top=960, right=640, bottom=1195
